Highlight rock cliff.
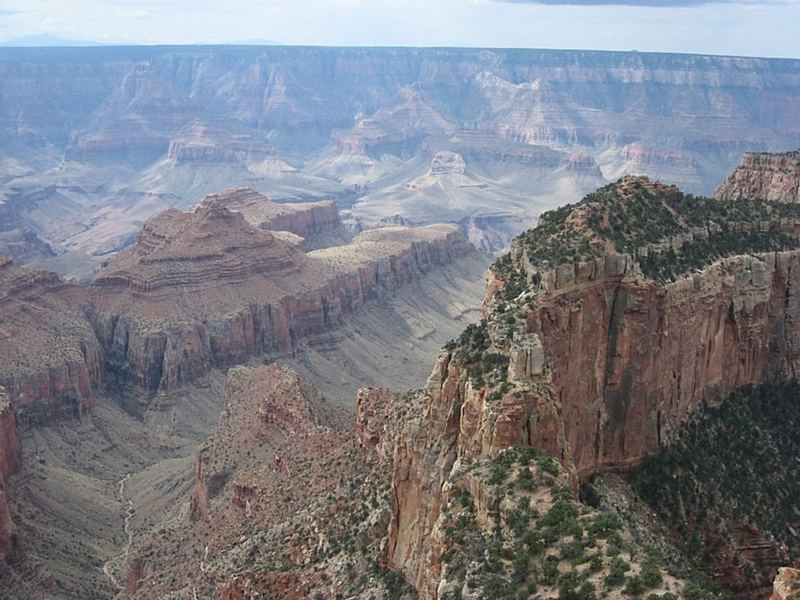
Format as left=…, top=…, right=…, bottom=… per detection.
left=89, top=199, right=476, bottom=395
left=715, top=150, right=800, bottom=203
left=0, top=390, right=22, bottom=564
left=200, top=187, right=348, bottom=248
left=0, top=257, right=103, bottom=425
left=385, top=175, right=800, bottom=595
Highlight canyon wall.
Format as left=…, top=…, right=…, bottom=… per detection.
left=392, top=253, right=800, bottom=591
left=3, top=46, right=800, bottom=258
left=0, top=257, right=103, bottom=426
left=0, top=391, right=21, bottom=564
left=386, top=176, right=800, bottom=595
left=716, top=151, right=800, bottom=203
left=89, top=199, right=477, bottom=395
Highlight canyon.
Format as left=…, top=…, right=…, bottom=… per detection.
left=22, top=156, right=792, bottom=599
left=0, top=185, right=487, bottom=599
left=0, top=44, right=798, bottom=597
left=1, top=46, right=800, bottom=266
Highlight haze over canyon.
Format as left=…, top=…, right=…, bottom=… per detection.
left=1, top=46, right=800, bottom=266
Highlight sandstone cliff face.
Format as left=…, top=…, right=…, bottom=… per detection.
left=385, top=177, right=800, bottom=596
left=529, top=250, right=800, bottom=478
left=90, top=200, right=474, bottom=395
left=0, top=257, right=103, bottom=425
left=716, top=151, right=800, bottom=203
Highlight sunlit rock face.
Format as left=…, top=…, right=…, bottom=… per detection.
left=716, top=151, right=800, bottom=203
left=88, top=195, right=477, bottom=395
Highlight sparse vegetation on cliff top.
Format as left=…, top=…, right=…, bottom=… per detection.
left=492, top=175, right=800, bottom=285
left=438, top=446, right=685, bottom=600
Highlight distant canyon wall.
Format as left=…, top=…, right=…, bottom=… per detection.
left=1, top=46, right=799, bottom=189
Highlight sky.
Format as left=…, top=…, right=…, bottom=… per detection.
left=0, top=0, right=799, bottom=59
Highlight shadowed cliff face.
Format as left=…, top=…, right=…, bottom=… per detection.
left=385, top=174, right=800, bottom=596
left=1, top=46, right=800, bottom=260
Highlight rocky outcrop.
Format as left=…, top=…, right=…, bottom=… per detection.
left=715, top=151, right=800, bottom=203
left=202, top=188, right=347, bottom=247
left=0, top=390, right=22, bottom=565
left=125, top=364, right=394, bottom=598
left=189, top=451, right=209, bottom=522
left=385, top=176, right=800, bottom=596
left=772, top=568, right=800, bottom=600
left=0, top=257, right=103, bottom=425
left=0, top=393, right=21, bottom=480
left=89, top=200, right=475, bottom=395
left=356, top=387, right=402, bottom=459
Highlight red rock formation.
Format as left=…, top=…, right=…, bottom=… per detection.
left=89, top=201, right=474, bottom=395
left=385, top=175, right=800, bottom=595
left=126, top=364, right=402, bottom=598
left=202, top=187, right=345, bottom=246
left=0, top=257, right=103, bottom=425
left=389, top=248, right=800, bottom=593
left=189, top=451, right=209, bottom=522
left=0, top=393, right=21, bottom=480
left=356, top=387, right=400, bottom=458
left=716, top=151, right=800, bottom=203
left=0, top=389, right=22, bottom=565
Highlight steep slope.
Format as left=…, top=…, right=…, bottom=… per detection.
left=123, top=365, right=688, bottom=600
left=123, top=365, right=404, bottom=599
left=0, top=390, right=22, bottom=566
left=385, top=175, right=800, bottom=596
left=715, top=150, right=800, bottom=203
left=89, top=196, right=476, bottom=396
left=626, top=379, right=800, bottom=596
left=0, top=257, right=103, bottom=424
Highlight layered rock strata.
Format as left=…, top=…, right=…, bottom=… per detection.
left=89, top=200, right=474, bottom=394
left=385, top=176, right=800, bottom=594
left=716, top=151, right=800, bottom=203
left=0, top=257, right=103, bottom=425
left=201, top=187, right=346, bottom=247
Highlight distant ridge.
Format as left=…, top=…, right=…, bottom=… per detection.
left=0, top=34, right=107, bottom=47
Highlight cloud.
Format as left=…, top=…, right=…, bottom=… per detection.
left=498, top=0, right=779, bottom=5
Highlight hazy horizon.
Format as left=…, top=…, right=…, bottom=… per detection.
left=1, top=0, right=799, bottom=59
